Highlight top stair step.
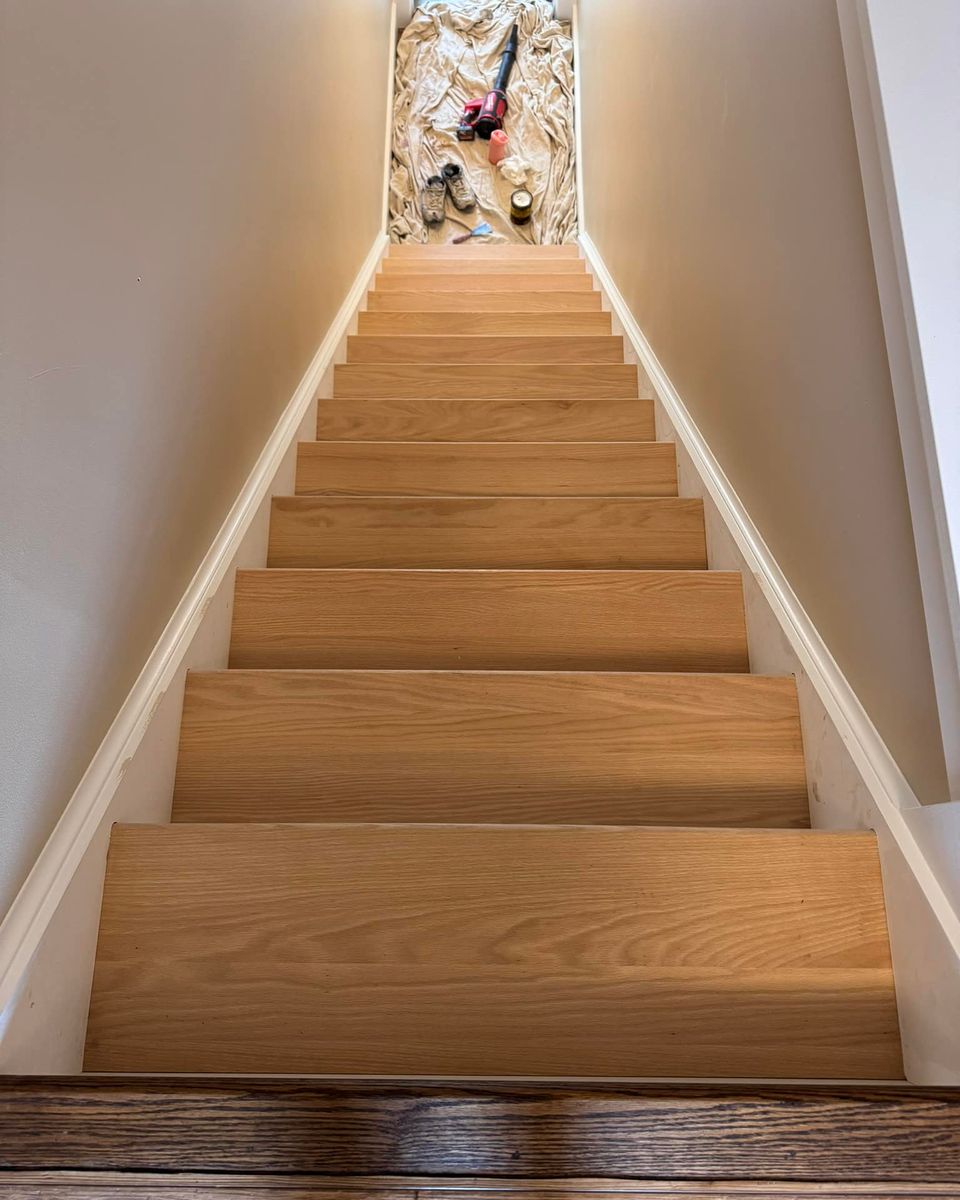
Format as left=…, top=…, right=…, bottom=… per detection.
left=374, top=272, right=596, bottom=292
left=389, top=243, right=580, bottom=258
left=380, top=258, right=587, bottom=274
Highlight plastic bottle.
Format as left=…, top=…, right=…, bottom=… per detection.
left=489, top=129, right=509, bottom=165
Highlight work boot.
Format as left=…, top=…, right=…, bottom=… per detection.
left=442, top=162, right=476, bottom=211
left=420, top=175, right=446, bottom=225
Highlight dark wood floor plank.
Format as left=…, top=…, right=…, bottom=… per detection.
left=1, top=1175, right=958, bottom=1198
left=1, top=1080, right=958, bottom=1181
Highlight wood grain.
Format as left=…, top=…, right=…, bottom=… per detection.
left=380, top=259, right=587, bottom=274
left=390, top=243, right=581, bottom=258
left=84, top=824, right=897, bottom=1077
left=315, top=398, right=656, bottom=442
left=6, top=1179, right=958, bottom=1199
left=356, top=311, right=613, bottom=335
left=374, top=273, right=596, bottom=292
left=171, top=670, right=808, bottom=827
left=346, top=336, right=624, bottom=364
left=267, top=497, right=706, bottom=569
left=0, top=1181, right=409, bottom=1199
left=333, top=364, right=638, bottom=400
left=3, top=1079, right=958, bottom=1179
left=294, top=442, right=677, bottom=497
left=228, top=569, right=749, bottom=672
left=366, top=291, right=603, bottom=311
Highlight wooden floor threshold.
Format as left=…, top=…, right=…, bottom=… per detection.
left=2, top=1079, right=959, bottom=1182
left=4, top=1174, right=959, bottom=1198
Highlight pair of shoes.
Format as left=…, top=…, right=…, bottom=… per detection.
left=420, top=162, right=476, bottom=225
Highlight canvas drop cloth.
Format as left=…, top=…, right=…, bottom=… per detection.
left=389, top=0, right=577, bottom=245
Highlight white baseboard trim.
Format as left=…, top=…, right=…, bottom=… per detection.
left=579, top=228, right=960, bottom=1083
left=0, top=231, right=388, bottom=1070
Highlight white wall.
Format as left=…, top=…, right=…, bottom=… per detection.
left=576, top=0, right=949, bottom=806
left=0, top=0, right=393, bottom=916
left=838, top=0, right=960, bottom=799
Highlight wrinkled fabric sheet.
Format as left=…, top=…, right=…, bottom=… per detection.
left=390, top=0, right=577, bottom=245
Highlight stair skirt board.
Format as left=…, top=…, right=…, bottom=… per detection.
left=74, top=243, right=907, bottom=1083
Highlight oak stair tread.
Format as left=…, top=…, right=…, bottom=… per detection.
left=345, top=335, right=625, bottom=363
left=366, top=291, right=603, bottom=311
left=83, top=823, right=900, bottom=1078
left=380, top=258, right=588, bottom=273
left=82, top=241, right=904, bottom=1085
left=267, top=496, right=706, bottom=569
left=315, top=397, right=656, bottom=441
left=356, top=311, right=614, bottom=335
left=172, top=669, right=808, bottom=827
left=388, top=242, right=581, bottom=258
left=333, top=363, right=638, bottom=399
left=229, top=568, right=749, bottom=672
left=375, top=272, right=596, bottom=292
left=294, top=441, right=677, bottom=497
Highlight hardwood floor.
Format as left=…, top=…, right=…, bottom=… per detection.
left=3, top=1080, right=959, bottom=1183
left=6, top=1177, right=958, bottom=1198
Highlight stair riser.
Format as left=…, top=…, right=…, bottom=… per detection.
left=366, top=291, right=603, bottom=311
left=172, top=670, right=808, bottom=828
left=380, top=259, right=588, bottom=274
left=389, top=244, right=581, bottom=259
left=229, top=569, right=749, bottom=672
left=294, top=442, right=678, bottom=497
left=375, top=273, right=596, bottom=292
left=84, top=824, right=898, bottom=1078
left=333, top=363, right=638, bottom=399
left=267, top=496, right=707, bottom=570
left=357, top=311, right=613, bottom=335
left=346, top=335, right=624, bottom=364
left=315, top=398, right=656, bottom=441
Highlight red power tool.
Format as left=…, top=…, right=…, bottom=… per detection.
left=457, top=24, right=519, bottom=141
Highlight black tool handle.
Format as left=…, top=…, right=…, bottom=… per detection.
left=494, top=24, right=519, bottom=92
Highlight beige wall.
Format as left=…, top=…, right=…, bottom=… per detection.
left=577, top=0, right=948, bottom=803
left=0, top=0, right=392, bottom=912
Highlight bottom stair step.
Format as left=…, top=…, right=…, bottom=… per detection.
left=83, top=823, right=902, bottom=1078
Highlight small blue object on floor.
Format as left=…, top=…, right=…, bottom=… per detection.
left=451, top=221, right=494, bottom=244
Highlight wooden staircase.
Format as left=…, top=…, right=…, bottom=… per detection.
left=83, top=244, right=903, bottom=1080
